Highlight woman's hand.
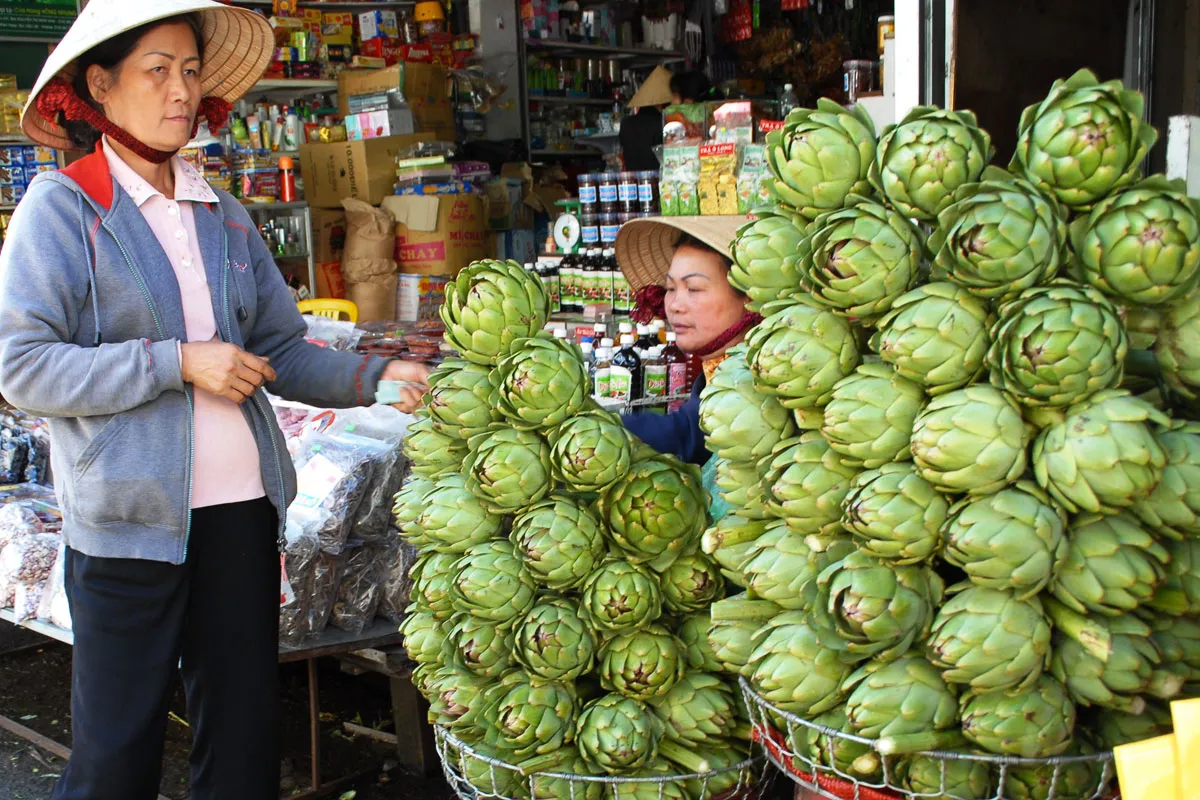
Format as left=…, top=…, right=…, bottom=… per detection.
left=381, top=360, right=431, bottom=413
left=181, top=341, right=277, bottom=404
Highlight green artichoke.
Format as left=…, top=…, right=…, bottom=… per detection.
left=393, top=475, right=435, bottom=549
left=1156, top=293, right=1200, bottom=397
left=399, top=609, right=448, bottom=669
left=699, top=344, right=797, bottom=457
left=600, top=454, right=706, bottom=568
left=728, top=209, right=807, bottom=311
left=678, top=745, right=754, bottom=799
left=450, top=540, right=537, bottom=624
left=678, top=612, right=723, bottom=673
left=576, top=694, right=662, bottom=775
left=656, top=551, right=723, bottom=614
left=652, top=671, right=734, bottom=748
left=793, top=706, right=881, bottom=782
left=580, top=560, right=663, bottom=633
left=901, top=743, right=995, bottom=800
left=1068, top=176, right=1200, bottom=305
left=1134, top=420, right=1200, bottom=539
left=764, top=98, right=877, bottom=220
left=1148, top=537, right=1200, bottom=616
left=870, top=106, right=994, bottom=221
left=714, top=458, right=770, bottom=520
left=870, top=283, right=992, bottom=394
left=795, top=196, right=925, bottom=321
left=399, top=472, right=501, bottom=555
left=815, top=549, right=945, bottom=661
left=960, top=675, right=1075, bottom=757
left=702, top=513, right=768, bottom=586
left=1148, top=615, right=1200, bottom=688
left=842, top=656, right=960, bottom=753
left=740, top=520, right=854, bottom=610
left=515, top=597, right=597, bottom=681
left=708, top=594, right=782, bottom=678
left=820, top=363, right=925, bottom=468
left=411, top=550, right=459, bottom=620
left=495, top=335, right=589, bottom=429
left=747, top=611, right=852, bottom=717
left=1091, top=702, right=1174, bottom=749
left=456, top=741, right=525, bottom=796
left=988, top=280, right=1128, bottom=408
left=425, top=358, right=500, bottom=440
left=485, top=674, right=578, bottom=758
left=1032, top=389, right=1169, bottom=514
left=598, top=624, right=685, bottom=701
left=441, top=257, right=551, bottom=364
left=1052, top=512, right=1168, bottom=616
left=511, top=495, right=607, bottom=591
left=911, top=385, right=1029, bottom=496
left=549, top=409, right=634, bottom=493
left=841, top=463, right=950, bottom=565
left=941, top=482, right=1068, bottom=599
left=762, top=434, right=859, bottom=535
left=927, top=167, right=1069, bottom=301
left=1003, top=741, right=1104, bottom=800
left=1050, top=614, right=1166, bottom=713
left=1010, top=68, right=1157, bottom=211
left=927, top=585, right=1052, bottom=692
left=464, top=425, right=552, bottom=514
left=426, top=665, right=492, bottom=732
left=449, top=612, right=516, bottom=678
left=404, top=413, right=468, bottom=477
left=526, top=755, right=604, bottom=800
left=743, top=301, right=861, bottom=410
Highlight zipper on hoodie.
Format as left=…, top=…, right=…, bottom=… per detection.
left=103, top=221, right=195, bottom=562
left=221, top=238, right=288, bottom=551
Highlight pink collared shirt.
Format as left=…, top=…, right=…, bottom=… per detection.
left=104, top=139, right=265, bottom=509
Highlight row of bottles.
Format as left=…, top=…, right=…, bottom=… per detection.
left=526, top=249, right=633, bottom=316
left=576, top=323, right=691, bottom=413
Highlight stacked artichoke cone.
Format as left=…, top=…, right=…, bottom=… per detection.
left=396, top=259, right=759, bottom=799
left=713, top=68, right=1200, bottom=800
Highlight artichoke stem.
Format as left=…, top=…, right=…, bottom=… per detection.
left=517, top=748, right=575, bottom=776
left=876, top=729, right=960, bottom=756
left=702, top=523, right=765, bottom=554
left=1149, top=669, right=1186, bottom=701
left=850, top=751, right=881, bottom=776
left=710, top=595, right=781, bottom=623
left=1042, top=597, right=1112, bottom=662
left=657, top=739, right=713, bottom=774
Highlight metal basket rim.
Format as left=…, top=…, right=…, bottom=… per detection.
left=436, top=724, right=767, bottom=783
left=737, top=676, right=1116, bottom=767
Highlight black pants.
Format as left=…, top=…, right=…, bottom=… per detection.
left=53, top=498, right=280, bottom=800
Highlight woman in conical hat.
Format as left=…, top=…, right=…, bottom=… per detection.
left=0, top=2, right=428, bottom=796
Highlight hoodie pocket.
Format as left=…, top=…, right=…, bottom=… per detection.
left=72, top=413, right=176, bottom=529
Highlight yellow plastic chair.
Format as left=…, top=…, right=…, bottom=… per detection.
left=298, top=298, right=359, bottom=323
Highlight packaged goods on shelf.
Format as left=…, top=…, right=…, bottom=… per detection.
left=35, top=542, right=69, bottom=630
left=329, top=537, right=393, bottom=634
left=379, top=536, right=418, bottom=624
left=0, top=532, right=59, bottom=612
left=279, top=519, right=342, bottom=645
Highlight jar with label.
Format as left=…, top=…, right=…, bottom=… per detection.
left=637, top=170, right=658, bottom=213
left=618, top=171, right=638, bottom=204
left=579, top=173, right=598, bottom=213
left=844, top=60, right=875, bottom=103
left=598, top=172, right=620, bottom=213
left=581, top=213, right=600, bottom=247
left=599, top=213, right=621, bottom=245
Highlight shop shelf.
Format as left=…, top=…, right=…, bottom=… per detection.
left=528, top=95, right=617, bottom=106
left=530, top=149, right=603, bottom=158
left=0, top=134, right=34, bottom=145
left=249, top=78, right=339, bottom=95
left=241, top=200, right=311, bottom=211
left=524, top=39, right=686, bottom=63
left=230, top=0, right=414, bottom=7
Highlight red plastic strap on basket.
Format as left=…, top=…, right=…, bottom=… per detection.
left=753, top=725, right=905, bottom=800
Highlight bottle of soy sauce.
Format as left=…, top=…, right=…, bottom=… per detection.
left=610, top=333, right=643, bottom=404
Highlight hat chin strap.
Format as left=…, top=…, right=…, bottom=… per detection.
left=36, top=78, right=231, bottom=164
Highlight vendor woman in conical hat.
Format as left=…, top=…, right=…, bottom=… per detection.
left=615, top=216, right=760, bottom=468
left=0, top=2, right=428, bottom=796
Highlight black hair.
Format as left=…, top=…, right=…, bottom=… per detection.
left=63, top=13, right=204, bottom=151
left=674, top=232, right=733, bottom=271
left=669, top=70, right=711, bottom=103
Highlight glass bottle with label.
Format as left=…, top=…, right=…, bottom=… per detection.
left=593, top=346, right=612, bottom=399
left=610, top=333, right=643, bottom=404
left=557, top=252, right=575, bottom=313
left=593, top=323, right=607, bottom=343
left=580, top=341, right=596, bottom=393
left=544, top=258, right=561, bottom=313
left=610, top=247, right=631, bottom=317
left=642, top=345, right=667, bottom=414
left=636, top=324, right=657, bottom=353
left=664, top=331, right=689, bottom=412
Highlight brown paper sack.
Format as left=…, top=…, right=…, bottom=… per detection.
left=341, top=198, right=399, bottom=322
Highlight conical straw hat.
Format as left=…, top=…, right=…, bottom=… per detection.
left=615, top=215, right=748, bottom=293
left=627, top=65, right=673, bottom=109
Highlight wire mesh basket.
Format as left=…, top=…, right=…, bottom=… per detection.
left=435, top=725, right=777, bottom=800
left=737, top=677, right=1119, bottom=800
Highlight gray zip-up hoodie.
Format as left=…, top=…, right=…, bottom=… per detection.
left=0, top=149, right=390, bottom=564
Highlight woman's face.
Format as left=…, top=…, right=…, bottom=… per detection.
left=664, top=244, right=749, bottom=355
left=88, top=22, right=202, bottom=154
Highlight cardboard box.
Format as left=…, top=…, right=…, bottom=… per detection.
left=322, top=12, right=354, bottom=46
left=484, top=178, right=525, bottom=231
left=338, top=63, right=456, bottom=142
left=493, top=228, right=537, bottom=265
left=345, top=108, right=414, bottom=141
left=396, top=273, right=450, bottom=322
left=357, top=10, right=398, bottom=41
left=315, top=261, right=345, bottom=299
left=382, top=194, right=490, bottom=277
left=299, top=132, right=431, bottom=208
left=311, top=209, right=347, bottom=264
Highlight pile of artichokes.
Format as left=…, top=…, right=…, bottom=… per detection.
left=713, top=68, right=1200, bottom=800
left=399, top=259, right=758, bottom=798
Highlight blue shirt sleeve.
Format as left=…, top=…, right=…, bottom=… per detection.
left=621, top=380, right=709, bottom=465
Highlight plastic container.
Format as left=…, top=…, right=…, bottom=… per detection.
left=278, top=156, right=297, bottom=203
left=600, top=213, right=620, bottom=244
left=598, top=172, right=620, bottom=213
left=581, top=213, right=600, bottom=246
left=618, top=171, right=638, bottom=204
left=579, top=173, right=598, bottom=211
left=877, top=15, right=895, bottom=54
left=637, top=170, right=658, bottom=212
left=844, top=60, right=875, bottom=103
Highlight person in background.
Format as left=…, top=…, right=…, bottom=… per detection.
left=614, top=216, right=759, bottom=466
left=670, top=69, right=713, bottom=104
left=619, top=65, right=672, bottom=171
left=0, top=2, right=427, bottom=798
